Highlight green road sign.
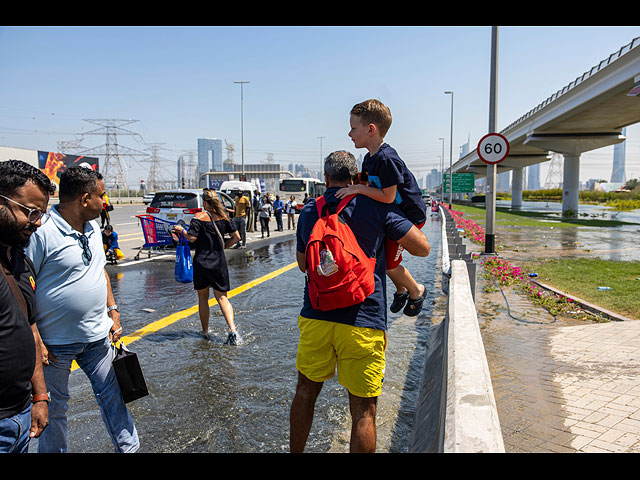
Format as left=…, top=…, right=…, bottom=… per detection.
left=443, top=173, right=475, bottom=193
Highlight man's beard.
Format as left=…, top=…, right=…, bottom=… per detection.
left=0, top=210, right=36, bottom=249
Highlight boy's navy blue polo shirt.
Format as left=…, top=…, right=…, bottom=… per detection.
left=362, top=143, right=427, bottom=225
left=296, top=188, right=413, bottom=331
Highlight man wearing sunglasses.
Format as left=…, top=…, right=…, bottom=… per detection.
left=24, top=165, right=139, bottom=453
left=0, top=160, right=55, bottom=453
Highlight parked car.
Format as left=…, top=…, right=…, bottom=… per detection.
left=146, top=189, right=235, bottom=227
left=143, top=192, right=156, bottom=205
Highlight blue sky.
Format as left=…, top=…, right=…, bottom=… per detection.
left=1, top=25, right=639, bottom=186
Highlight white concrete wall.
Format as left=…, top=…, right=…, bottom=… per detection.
left=0, top=145, right=39, bottom=166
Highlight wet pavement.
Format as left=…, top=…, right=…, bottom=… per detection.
left=29, top=205, right=447, bottom=453
left=466, top=202, right=640, bottom=452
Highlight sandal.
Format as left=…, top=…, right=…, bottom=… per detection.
left=403, top=286, right=427, bottom=317
left=390, top=291, right=409, bottom=313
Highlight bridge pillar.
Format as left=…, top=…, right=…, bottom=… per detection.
left=511, top=167, right=523, bottom=208
left=562, top=154, right=581, bottom=216
left=522, top=132, right=626, bottom=216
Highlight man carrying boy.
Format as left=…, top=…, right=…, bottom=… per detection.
left=290, top=150, right=430, bottom=453
left=337, top=99, right=428, bottom=316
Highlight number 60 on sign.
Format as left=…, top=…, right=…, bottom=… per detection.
left=477, top=133, right=509, bottom=165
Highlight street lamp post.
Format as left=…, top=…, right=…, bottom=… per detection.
left=317, top=136, right=325, bottom=179
left=444, top=91, right=454, bottom=208
left=234, top=81, right=250, bottom=177
left=438, top=137, right=445, bottom=198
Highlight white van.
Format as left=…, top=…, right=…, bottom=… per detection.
left=218, top=180, right=259, bottom=200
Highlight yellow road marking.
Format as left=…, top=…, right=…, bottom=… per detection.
left=70, top=261, right=298, bottom=371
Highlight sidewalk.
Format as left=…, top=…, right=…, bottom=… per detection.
left=471, top=229, right=640, bottom=453
left=485, top=309, right=640, bottom=453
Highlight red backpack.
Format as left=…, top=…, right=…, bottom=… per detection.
left=305, top=194, right=377, bottom=311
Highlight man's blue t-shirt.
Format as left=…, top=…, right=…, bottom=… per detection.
left=362, top=143, right=426, bottom=225
left=296, top=188, right=413, bottom=331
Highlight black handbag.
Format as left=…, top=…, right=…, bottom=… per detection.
left=112, top=341, right=149, bottom=403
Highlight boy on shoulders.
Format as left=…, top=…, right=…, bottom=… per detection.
left=336, top=99, right=427, bottom=316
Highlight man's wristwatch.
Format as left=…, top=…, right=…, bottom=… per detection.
left=32, top=392, right=51, bottom=404
left=107, top=304, right=119, bottom=313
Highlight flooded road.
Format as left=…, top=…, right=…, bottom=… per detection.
left=35, top=215, right=446, bottom=453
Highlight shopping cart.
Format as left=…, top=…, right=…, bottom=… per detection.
left=133, top=214, right=178, bottom=261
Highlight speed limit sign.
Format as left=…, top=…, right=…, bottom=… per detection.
left=477, top=133, right=510, bottom=165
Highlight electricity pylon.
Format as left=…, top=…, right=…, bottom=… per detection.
left=77, top=119, right=149, bottom=191
left=544, top=152, right=564, bottom=189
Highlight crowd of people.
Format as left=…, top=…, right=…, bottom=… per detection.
left=1, top=99, right=432, bottom=454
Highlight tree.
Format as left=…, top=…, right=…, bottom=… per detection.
left=624, top=178, right=639, bottom=190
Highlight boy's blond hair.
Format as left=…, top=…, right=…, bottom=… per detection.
left=350, top=99, right=392, bottom=138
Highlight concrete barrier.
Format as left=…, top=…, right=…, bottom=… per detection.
left=443, top=260, right=505, bottom=453
left=410, top=204, right=504, bottom=453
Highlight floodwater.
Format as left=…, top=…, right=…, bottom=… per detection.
left=33, top=216, right=446, bottom=453
left=495, top=200, right=640, bottom=262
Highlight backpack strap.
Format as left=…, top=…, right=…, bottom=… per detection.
left=335, top=194, right=356, bottom=214
left=315, top=195, right=327, bottom=218
left=315, top=194, right=356, bottom=218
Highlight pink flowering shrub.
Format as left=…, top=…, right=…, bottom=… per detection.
left=442, top=205, right=600, bottom=321
left=479, top=255, right=599, bottom=321
left=444, top=205, right=486, bottom=245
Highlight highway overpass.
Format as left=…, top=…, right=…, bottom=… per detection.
left=450, top=35, right=640, bottom=215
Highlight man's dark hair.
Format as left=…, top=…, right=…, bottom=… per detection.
left=0, top=159, right=56, bottom=197
left=59, top=166, right=103, bottom=202
left=324, top=151, right=359, bottom=183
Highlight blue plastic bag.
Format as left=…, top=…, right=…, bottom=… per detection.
left=175, top=236, right=193, bottom=283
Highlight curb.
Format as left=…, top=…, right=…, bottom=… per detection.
left=530, top=279, right=636, bottom=322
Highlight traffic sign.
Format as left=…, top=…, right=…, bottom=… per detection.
left=443, top=173, right=475, bottom=193
left=477, top=133, right=509, bottom=165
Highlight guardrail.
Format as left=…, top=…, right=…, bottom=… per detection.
left=410, top=205, right=504, bottom=452
left=502, top=36, right=640, bottom=133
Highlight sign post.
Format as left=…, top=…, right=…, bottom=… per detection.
left=481, top=26, right=503, bottom=255
left=478, top=132, right=509, bottom=254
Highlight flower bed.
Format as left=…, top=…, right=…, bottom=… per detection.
left=479, top=255, right=604, bottom=322
left=444, top=205, right=485, bottom=245
left=442, top=204, right=603, bottom=321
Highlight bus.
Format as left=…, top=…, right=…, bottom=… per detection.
left=279, top=177, right=326, bottom=211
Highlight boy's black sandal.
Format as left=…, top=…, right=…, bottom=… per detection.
left=403, top=287, right=427, bottom=317
left=390, top=291, right=409, bottom=313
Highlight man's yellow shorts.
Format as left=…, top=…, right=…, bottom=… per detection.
left=296, top=315, right=387, bottom=398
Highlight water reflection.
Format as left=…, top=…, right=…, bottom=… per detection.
left=60, top=216, right=446, bottom=453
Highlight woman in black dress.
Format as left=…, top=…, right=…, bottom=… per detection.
left=172, top=190, right=241, bottom=344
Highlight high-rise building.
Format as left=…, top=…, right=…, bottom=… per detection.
left=197, top=138, right=223, bottom=187
left=527, top=163, right=541, bottom=190
left=497, top=171, right=510, bottom=192
left=611, top=127, right=626, bottom=183
left=426, top=168, right=440, bottom=191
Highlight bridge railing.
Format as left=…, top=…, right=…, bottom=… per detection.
left=502, top=36, right=640, bottom=133
left=410, top=205, right=504, bottom=452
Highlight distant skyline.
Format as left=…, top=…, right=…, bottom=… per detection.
left=1, top=25, right=639, bottom=187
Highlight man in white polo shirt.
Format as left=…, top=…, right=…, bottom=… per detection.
left=24, top=166, right=139, bottom=453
